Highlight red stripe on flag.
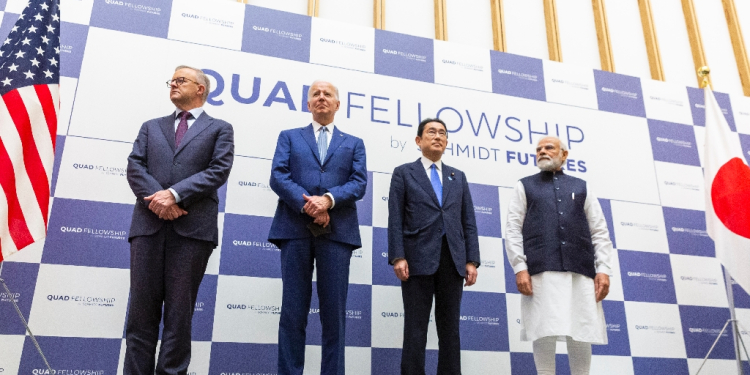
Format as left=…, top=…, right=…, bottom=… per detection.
left=0, top=137, right=34, bottom=250
left=3, top=90, right=50, bottom=225
left=35, top=85, right=58, bottom=149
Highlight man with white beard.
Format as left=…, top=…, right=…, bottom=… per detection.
left=505, top=136, right=613, bottom=375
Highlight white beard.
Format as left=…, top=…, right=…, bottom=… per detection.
left=538, top=157, right=563, bottom=172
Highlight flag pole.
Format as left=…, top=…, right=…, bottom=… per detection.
left=725, top=268, right=745, bottom=375
left=0, top=263, right=55, bottom=375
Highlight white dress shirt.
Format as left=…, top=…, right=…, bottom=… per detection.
left=168, top=107, right=204, bottom=203
left=420, top=156, right=442, bottom=185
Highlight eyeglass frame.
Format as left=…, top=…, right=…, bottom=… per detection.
left=166, top=77, right=201, bottom=87
left=423, top=129, right=448, bottom=139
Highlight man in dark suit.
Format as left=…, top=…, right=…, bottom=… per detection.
left=388, top=118, right=480, bottom=375
left=125, top=65, right=234, bottom=375
left=268, top=80, right=367, bottom=375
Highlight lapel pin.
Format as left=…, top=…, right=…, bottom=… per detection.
left=449, top=172, right=455, bottom=181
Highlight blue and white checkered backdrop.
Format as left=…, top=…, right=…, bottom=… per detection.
left=2, top=0, right=750, bottom=373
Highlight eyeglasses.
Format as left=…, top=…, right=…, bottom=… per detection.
left=166, top=77, right=200, bottom=87
left=424, top=130, right=447, bottom=139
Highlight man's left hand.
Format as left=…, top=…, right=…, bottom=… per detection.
left=145, top=190, right=177, bottom=216
left=464, top=263, right=478, bottom=287
left=303, top=194, right=332, bottom=217
left=594, top=273, right=610, bottom=302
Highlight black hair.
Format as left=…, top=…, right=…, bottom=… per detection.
left=417, top=118, right=448, bottom=137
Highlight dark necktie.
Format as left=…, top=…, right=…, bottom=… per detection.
left=175, top=111, right=190, bottom=147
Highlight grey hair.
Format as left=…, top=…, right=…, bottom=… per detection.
left=307, top=80, right=339, bottom=101
left=538, top=136, right=568, bottom=151
left=175, top=65, right=210, bottom=103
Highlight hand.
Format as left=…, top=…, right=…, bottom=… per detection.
left=594, top=273, right=610, bottom=302
left=313, top=211, right=330, bottom=227
left=159, top=204, right=188, bottom=221
left=393, top=259, right=409, bottom=281
left=516, top=270, right=532, bottom=296
left=303, top=194, right=332, bottom=217
left=145, top=190, right=177, bottom=217
left=464, top=263, right=478, bottom=287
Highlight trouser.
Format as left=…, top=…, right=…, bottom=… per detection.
left=532, top=336, right=592, bottom=375
left=277, top=237, right=354, bottom=375
left=400, top=238, right=464, bottom=375
left=124, top=223, right=214, bottom=375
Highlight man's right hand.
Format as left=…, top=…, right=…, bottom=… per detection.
left=393, top=259, right=409, bottom=281
left=516, top=270, right=533, bottom=296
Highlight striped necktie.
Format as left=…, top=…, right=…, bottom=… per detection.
left=318, top=126, right=329, bottom=162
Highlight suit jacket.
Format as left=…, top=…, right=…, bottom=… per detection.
left=126, top=111, right=234, bottom=246
left=268, top=124, right=367, bottom=248
left=388, top=159, right=480, bottom=277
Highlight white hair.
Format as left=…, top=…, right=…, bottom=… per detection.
left=307, top=80, right=339, bottom=101
left=537, top=136, right=568, bottom=151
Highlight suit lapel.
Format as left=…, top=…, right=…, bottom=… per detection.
left=175, top=112, right=213, bottom=156
left=160, top=114, right=176, bottom=152
left=441, top=162, right=453, bottom=206
left=322, top=126, right=344, bottom=166
left=301, top=124, right=322, bottom=165
left=409, top=159, right=441, bottom=207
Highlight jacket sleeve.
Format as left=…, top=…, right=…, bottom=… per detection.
left=127, top=122, right=166, bottom=206
left=461, top=171, right=481, bottom=266
left=170, top=121, right=235, bottom=207
left=387, top=167, right=406, bottom=264
left=327, top=137, right=368, bottom=207
left=269, top=131, right=311, bottom=213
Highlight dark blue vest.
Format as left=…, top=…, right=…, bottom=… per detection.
left=520, top=171, right=596, bottom=279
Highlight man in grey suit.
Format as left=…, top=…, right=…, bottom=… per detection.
left=125, top=65, right=234, bottom=375
left=388, top=118, right=480, bottom=375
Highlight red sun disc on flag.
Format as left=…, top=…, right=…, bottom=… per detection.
left=711, top=157, right=750, bottom=239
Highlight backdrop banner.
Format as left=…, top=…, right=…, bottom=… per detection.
left=2, top=0, right=750, bottom=373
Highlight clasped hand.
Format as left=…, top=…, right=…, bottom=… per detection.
left=145, top=190, right=187, bottom=221
left=303, top=194, right=331, bottom=227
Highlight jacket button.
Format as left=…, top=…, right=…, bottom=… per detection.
left=559, top=212, right=563, bottom=215
left=561, top=241, right=566, bottom=245
left=557, top=199, right=561, bottom=202
left=555, top=187, right=559, bottom=190
left=560, top=226, right=565, bottom=230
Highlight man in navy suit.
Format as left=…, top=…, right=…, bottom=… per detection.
left=268, top=80, right=367, bottom=375
left=125, top=65, right=234, bottom=375
left=388, top=118, right=480, bottom=375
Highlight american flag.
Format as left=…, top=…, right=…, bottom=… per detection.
left=0, top=0, right=60, bottom=261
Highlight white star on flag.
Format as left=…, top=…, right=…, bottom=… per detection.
left=41, top=35, right=49, bottom=44
left=48, top=57, right=57, bottom=66
left=0, top=0, right=60, bottom=261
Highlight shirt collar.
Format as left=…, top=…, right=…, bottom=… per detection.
left=175, top=107, right=204, bottom=120
left=312, top=120, right=335, bottom=134
left=421, top=156, right=442, bottom=171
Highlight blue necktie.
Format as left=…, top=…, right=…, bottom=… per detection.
left=431, top=164, right=442, bottom=206
left=318, top=126, right=329, bottom=162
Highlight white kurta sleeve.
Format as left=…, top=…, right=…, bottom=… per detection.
left=505, top=181, right=528, bottom=274
left=583, top=185, right=614, bottom=275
